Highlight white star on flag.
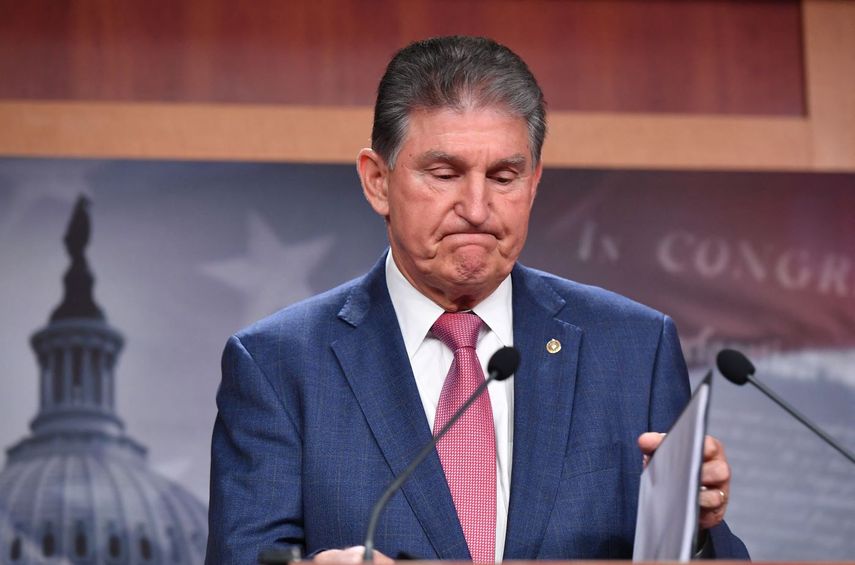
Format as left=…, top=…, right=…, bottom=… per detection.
left=200, top=211, right=335, bottom=325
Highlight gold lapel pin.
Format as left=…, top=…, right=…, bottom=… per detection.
left=546, top=338, right=561, bottom=354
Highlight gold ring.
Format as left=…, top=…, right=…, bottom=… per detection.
left=718, top=489, right=727, bottom=504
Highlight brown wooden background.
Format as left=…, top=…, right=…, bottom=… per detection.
left=0, top=0, right=853, bottom=171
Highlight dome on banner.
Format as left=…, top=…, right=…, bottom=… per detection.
left=0, top=197, right=207, bottom=564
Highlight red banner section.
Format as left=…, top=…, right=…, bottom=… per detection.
left=525, top=169, right=855, bottom=366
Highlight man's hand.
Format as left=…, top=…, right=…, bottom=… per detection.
left=638, top=432, right=731, bottom=530
left=314, top=546, right=395, bottom=564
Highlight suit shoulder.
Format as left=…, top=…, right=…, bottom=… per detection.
left=522, top=266, right=666, bottom=324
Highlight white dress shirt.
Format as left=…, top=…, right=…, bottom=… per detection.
left=385, top=252, right=514, bottom=562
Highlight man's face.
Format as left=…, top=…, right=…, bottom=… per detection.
left=359, top=106, right=542, bottom=310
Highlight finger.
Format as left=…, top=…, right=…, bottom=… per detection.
left=698, top=486, right=728, bottom=529
left=699, top=504, right=727, bottom=530
left=698, top=436, right=730, bottom=530
left=314, top=550, right=352, bottom=564
left=700, top=458, right=730, bottom=486
left=314, top=549, right=360, bottom=564
left=699, top=485, right=728, bottom=510
left=703, top=435, right=723, bottom=461
left=637, top=432, right=666, bottom=455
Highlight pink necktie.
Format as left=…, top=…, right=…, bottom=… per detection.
left=432, top=312, right=496, bottom=564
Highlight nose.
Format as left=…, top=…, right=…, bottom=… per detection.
left=454, top=174, right=490, bottom=226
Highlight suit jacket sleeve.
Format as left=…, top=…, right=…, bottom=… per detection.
left=206, top=335, right=304, bottom=564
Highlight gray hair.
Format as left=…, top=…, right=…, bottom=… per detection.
left=372, top=36, right=547, bottom=168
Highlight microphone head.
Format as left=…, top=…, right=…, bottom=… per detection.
left=716, top=348, right=755, bottom=385
left=488, top=347, right=520, bottom=381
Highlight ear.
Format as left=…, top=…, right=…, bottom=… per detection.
left=357, top=148, right=390, bottom=217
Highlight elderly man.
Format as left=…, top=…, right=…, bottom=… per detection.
left=207, top=36, right=748, bottom=563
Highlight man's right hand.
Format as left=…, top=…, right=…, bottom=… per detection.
left=314, top=546, right=394, bottom=564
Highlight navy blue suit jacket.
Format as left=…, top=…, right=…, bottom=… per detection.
left=206, top=257, right=748, bottom=562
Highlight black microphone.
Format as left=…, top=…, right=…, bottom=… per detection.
left=716, top=348, right=855, bottom=465
left=362, top=346, right=520, bottom=562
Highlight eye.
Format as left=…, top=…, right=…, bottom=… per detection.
left=428, top=167, right=459, bottom=180
left=490, top=172, right=518, bottom=186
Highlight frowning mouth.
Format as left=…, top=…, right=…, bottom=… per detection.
left=442, top=232, right=498, bottom=245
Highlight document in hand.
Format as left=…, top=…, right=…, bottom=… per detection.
left=632, top=372, right=712, bottom=562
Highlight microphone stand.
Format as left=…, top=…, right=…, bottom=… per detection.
left=362, top=371, right=497, bottom=561
left=744, top=373, right=855, bottom=464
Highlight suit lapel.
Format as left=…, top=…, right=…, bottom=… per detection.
left=331, top=259, right=470, bottom=559
left=504, top=265, right=582, bottom=559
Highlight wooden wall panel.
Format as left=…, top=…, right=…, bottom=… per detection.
left=804, top=1, right=855, bottom=169
left=0, top=0, right=805, bottom=115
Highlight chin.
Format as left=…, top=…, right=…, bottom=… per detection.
left=450, top=256, right=504, bottom=287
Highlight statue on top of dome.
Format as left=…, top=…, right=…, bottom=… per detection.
left=50, top=195, right=105, bottom=322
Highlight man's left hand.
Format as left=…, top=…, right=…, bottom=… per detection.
left=638, top=432, right=730, bottom=530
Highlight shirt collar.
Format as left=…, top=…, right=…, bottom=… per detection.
left=385, top=250, right=514, bottom=360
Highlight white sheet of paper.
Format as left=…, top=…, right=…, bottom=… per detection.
left=633, top=373, right=712, bottom=562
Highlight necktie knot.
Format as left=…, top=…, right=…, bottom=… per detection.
left=431, top=311, right=483, bottom=352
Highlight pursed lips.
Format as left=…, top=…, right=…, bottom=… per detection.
left=441, top=231, right=498, bottom=245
